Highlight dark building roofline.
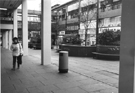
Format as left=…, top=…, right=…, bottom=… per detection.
left=17, top=9, right=41, bottom=15
left=51, top=0, right=80, bottom=11
left=51, top=4, right=61, bottom=10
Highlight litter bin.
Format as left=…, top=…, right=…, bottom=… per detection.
left=59, top=51, right=68, bottom=73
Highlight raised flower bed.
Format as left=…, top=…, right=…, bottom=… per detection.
left=59, top=44, right=96, bottom=57
left=93, top=45, right=120, bottom=60
left=59, top=34, right=96, bottom=57
left=92, top=30, right=120, bottom=60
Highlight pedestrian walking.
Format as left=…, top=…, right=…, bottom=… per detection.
left=10, top=37, right=23, bottom=70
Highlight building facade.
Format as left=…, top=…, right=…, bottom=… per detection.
left=17, top=9, right=41, bottom=40
left=0, top=0, right=51, bottom=65
left=52, top=0, right=122, bottom=46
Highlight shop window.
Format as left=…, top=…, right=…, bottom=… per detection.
left=100, top=1, right=106, bottom=12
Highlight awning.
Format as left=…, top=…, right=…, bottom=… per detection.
left=0, top=0, right=22, bottom=10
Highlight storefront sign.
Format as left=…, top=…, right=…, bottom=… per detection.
left=67, top=25, right=79, bottom=31
left=59, top=31, right=65, bottom=35
left=113, top=0, right=119, bottom=2
left=79, top=28, right=96, bottom=34
left=0, top=17, right=13, bottom=21
left=18, top=22, right=22, bottom=28
left=99, top=27, right=121, bottom=33
left=66, top=22, right=79, bottom=31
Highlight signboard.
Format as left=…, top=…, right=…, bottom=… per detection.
left=66, top=22, right=79, bottom=31
left=0, top=17, right=13, bottom=24
left=59, top=31, right=65, bottom=35
left=79, top=28, right=96, bottom=34
left=67, top=25, right=79, bottom=31
left=105, top=0, right=113, bottom=4
left=0, top=17, right=13, bottom=21
left=18, top=22, right=22, bottom=28
left=99, top=26, right=121, bottom=33
left=113, top=0, right=120, bottom=2
left=66, top=22, right=79, bottom=34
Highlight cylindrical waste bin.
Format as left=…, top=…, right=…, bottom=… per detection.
left=59, top=51, right=68, bottom=73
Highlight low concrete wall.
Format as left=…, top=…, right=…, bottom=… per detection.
left=96, top=45, right=120, bottom=54
left=95, top=45, right=120, bottom=60
left=59, top=44, right=96, bottom=57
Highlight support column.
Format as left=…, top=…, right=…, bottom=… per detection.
left=6, top=31, right=8, bottom=49
left=8, top=30, right=12, bottom=50
left=13, top=9, right=18, bottom=37
left=41, top=0, right=51, bottom=65
left=22, top=0, right=28, bottom=55
left=119, top=0, right=135, bottom=93
left=2, top=32, right=5, bottom=48
left=7, top=31, right=9, bottom=49
left=3, top=31, right=8, bottom=49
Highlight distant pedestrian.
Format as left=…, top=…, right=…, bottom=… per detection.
left=10, top=37, right=23, bottom=70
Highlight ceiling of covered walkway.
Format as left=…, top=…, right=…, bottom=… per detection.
left=0, top=0, right=22, bottom=10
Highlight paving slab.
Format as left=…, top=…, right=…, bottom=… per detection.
left=1, top=48, right=119, bottom=93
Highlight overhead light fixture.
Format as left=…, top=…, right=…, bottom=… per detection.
left=10, top=4, right=13, bottom=7
left=0, top=8, right=7, bottom=10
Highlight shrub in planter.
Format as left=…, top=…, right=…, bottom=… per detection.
left=97, top=30, right=120, bottom=46
left=62, top=34, right=82, bottom=45
left=96, top=30, right=120, bottom=57
left=96, top=45, right=120, bottom=54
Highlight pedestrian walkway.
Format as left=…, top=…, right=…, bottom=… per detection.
left=2, top=48, right=119, bottom=93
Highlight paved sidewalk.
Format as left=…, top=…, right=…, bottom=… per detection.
left=2, top=48, right=119, bottom=93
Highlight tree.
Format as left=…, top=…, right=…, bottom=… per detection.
left=62, top=34, right=82, bottom=45
left=52, top=11, right=65, bottom=48
left=77, top=0, right=97, bottom=46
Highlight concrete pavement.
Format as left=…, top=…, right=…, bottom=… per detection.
left=2, top=48, right=119, bottom=93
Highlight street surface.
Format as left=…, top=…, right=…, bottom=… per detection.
left=2, top=48, right=120, bottom=93
left=28, top=48, right=119, bottom=75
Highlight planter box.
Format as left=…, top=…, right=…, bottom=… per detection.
left=96, top=45, right=120, bottom=54
left=93, top=45, right=120, bottom=60
left=59, top=44, right=96, bottom=57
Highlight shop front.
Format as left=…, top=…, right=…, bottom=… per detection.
left=79, top=28, right=96, bottom=46
left=61, top=22, right=80, bottom=45
left=66, top=22, right=79, bottom=35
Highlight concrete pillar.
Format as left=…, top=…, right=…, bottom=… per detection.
left=13, top=9, right=18, bottom=37
left=7, top=31, right=9, bottom=49
left=41, top=0, right=51, bottom=65
left=8, top=30, right=12, bottom=50
left=3, top=31, right=8, bottom=49
left=6, top=31, right=8, bottom=49
left=119, top=0, right=135, bottom=93
left=2, top=32, right=5, bottom=48
left=22, top=0, right=28, bottom=55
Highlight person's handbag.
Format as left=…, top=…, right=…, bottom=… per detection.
left=18, top=55, right=22, bottom=64
left=19, top=43, right=23, bottom=55
left=18, top=43, right=23, bottom=64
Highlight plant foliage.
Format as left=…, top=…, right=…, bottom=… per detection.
left=97, top=30, right=120, bottom=46
left=62, top=34, right=82, bottom=45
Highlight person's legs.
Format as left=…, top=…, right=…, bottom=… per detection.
left=13, top=56, right=17, bottom=70
left=17, top=55, right=21, bottom=69
left=17, top=62, right=20, bottom=69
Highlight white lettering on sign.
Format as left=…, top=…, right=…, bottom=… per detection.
left=67, top=25, right=79, bottom=31
left=0, top=17, right=13, bottom=21
left=59, top=31, right=65, bottom=35
left=79, top=29, right=96, bottom=34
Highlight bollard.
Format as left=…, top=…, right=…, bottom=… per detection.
left=59, top=51, right=68, bottom=73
